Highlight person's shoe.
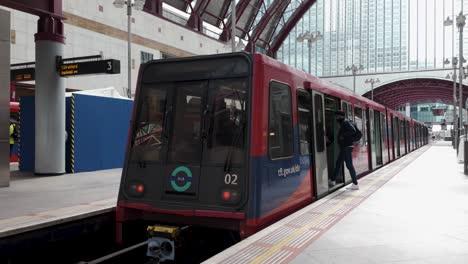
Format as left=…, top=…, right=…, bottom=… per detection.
left=348, top=184, right=359, bottom=190
left=328, top=180, right=336, bottom=187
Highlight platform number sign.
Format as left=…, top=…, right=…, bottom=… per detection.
left=224, top=174, right=238, bottom=185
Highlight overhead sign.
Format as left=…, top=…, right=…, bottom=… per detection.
left=59, top=59, right=120, bottom=77
left=11, top=68, right=35, bottom=82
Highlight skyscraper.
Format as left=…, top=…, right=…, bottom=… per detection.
left=276, top=0, right=461, bottom=77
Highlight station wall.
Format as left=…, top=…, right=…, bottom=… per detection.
left=3, top=0, right=230, bottom=97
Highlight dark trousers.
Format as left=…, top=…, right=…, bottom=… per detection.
left=331, top=146, right=358, bottom=185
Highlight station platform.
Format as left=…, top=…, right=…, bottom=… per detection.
left=0, top=167, right=121, bottom=238
left=206, top=142, right=468, bottom=264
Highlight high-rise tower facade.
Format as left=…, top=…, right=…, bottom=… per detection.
left=277, top=0, right=463, bottom=77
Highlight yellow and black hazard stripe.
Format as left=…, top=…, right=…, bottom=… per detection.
left=70, top=95, right=75, bottom=173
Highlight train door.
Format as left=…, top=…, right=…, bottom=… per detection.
left=297, top=89, right=314, bottom=197
left=311, top=91, right=328, bottom=198
left=354, top=105, right=367, bottom=174
left=163, top=81, right=207, bottom=199
left=404, top=121, right=409, bottom=154
left=388, top=112, right=395, bottom=161
left=400, top=119, right=406, bottom=155
left=374, top=111, right=383, bottom=166
left=396, top=119, right=400, bottom=155
left=407, top=121, right=411, bottom=152
left=380, top=112, right=389, bottom=164
left=367, top=108, right=376, bottom=170
left=325, top=96, right=343, bottom=190
left=341, top=101, right=352, bottom=184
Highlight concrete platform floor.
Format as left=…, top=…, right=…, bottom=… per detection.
left=0, top=167, right=121, bottom=237
left=291, top=141, right=468, bottom=264
left=207, top=141, right=468, bottom=264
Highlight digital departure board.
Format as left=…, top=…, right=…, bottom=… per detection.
left=59, top=59, right=120, bottom=77
left=11, top=68, right=35, bottom=82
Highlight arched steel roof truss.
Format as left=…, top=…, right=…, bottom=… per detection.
left=363, top=78, right=468, bottom=110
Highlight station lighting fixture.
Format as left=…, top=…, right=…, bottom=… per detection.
left=113, top=0, right=146, bottom=98
left=365, top=78, right=380, bottom=101
left=444, top=12, right=467, bottom=154
left=345, top=64, right=364, bottom=93
left=296, top=31, right=323, bottom=74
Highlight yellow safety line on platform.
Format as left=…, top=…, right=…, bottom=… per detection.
left=246, top=148, right=431, bottom=264
left=249, top=164, right=399, bottom=264
left=70, top=95, right=75, bottom=173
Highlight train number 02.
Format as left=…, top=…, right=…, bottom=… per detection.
left=224, top=174, right=238, bottom=185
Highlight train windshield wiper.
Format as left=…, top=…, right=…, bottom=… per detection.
left=162, top=104, right=173, bottom=142
left=202, top=102, right=214, bottom=141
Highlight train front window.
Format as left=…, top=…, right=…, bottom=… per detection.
left=204, top=79, right=247, bottom=166
left=167, top=82, right=207, bottom=164
left=131, top=85, right=168, bottom=162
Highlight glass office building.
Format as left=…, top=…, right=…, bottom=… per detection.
left=397, top=103, right=449, bottom=124
left=276, top=0, right=468, bottom=77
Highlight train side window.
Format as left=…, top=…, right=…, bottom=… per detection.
left=348, top=103, right=353, bottom=121
left=342, top=102, right=348, bottom=118
left=314, top=94, right=325, bottom=152
left=269, top=82, right=294, bottom=159
left=354, top=106, right=363, bottom=145
left=297, top=89, right=312, bottom=156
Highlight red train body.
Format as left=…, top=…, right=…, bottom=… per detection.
left=116, top=53, right=428, bottom=243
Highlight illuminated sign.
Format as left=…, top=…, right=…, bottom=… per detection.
left=59, top=59, right=120, bottom=77
left=11, top=68, right=35, bottom=82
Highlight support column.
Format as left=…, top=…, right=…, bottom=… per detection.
left=34, top=15, right=65, bottom=175
left=405, top=103, right=411, bottom=117
left=0, top=9, right=10, bottom=187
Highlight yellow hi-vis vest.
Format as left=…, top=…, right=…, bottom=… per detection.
left=9, top=124, right=14, bottom=145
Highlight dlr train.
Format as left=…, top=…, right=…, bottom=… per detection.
left=116, top=52, right=428, bottom=259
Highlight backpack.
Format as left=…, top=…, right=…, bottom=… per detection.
left=351, top=123, right=362, bottom=142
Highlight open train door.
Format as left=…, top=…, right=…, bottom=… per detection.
left=341, top=100, right=353, bottom=185
left=367, top=108, right=376, bottom=170
left=311, top=91, right=328, bottom=198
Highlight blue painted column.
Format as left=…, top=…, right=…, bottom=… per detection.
left=34, top=15, right=65, bottom=175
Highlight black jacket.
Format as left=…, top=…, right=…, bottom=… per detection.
left=337, top=120, right=356, bottom=147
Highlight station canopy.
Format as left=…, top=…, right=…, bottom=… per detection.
left=155, top=0, right=317, bottom=56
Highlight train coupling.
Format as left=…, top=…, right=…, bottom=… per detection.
left=146, top=225, right=181, bottom=262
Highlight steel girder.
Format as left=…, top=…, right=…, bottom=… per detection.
left=143, top=0, right=164, bottom=17
left=268, top=0, right=317, bottom=56
left=362, top=78, right=468, bottom=109
left=245, top=0, right=291, bottom=52
left=0, top=0, right=62, bottom=17
left=163, top=0, right=192, bottom=11
left=187, top=0, right=232, bottom=31
left=219, top=0, right=263, bottom=41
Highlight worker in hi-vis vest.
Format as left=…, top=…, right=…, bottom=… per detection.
left=9, top=122, right=16, bottom=154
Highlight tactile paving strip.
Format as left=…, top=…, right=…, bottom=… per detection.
left=210, top=146, right=430, bottom=264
